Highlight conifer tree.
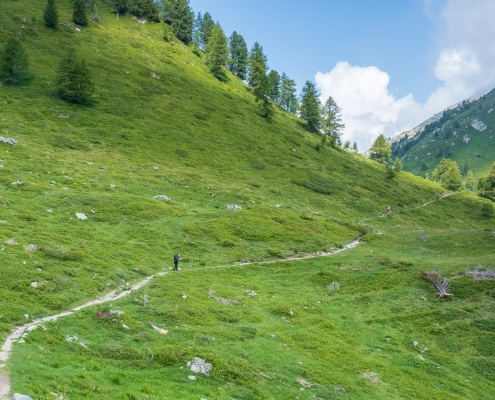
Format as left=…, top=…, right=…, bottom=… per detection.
left=228, top=31, right=248, bottom=80
left=248, top=42, right=268, bottom=95
left=192, top=11, right=203, bottom=48
left=206, top=24, right=228, bottom=80
left=299, top=81, right=321, bottom=132
left=478, top=162, right=495, bottom=200
left=369, top=134, right=392, bottom=164
left=344, top=141, right=351, bottom=150
left=280, top=73, right=298, bottom=114
left=431, top=158, right=462, bottom=191
left=322, top=96, right=344, bottom=147
left=56, top=49, right=94, bottom=105
left=199, top=12, right=215, bottom=50
left=464, top=170, right=475, bottom=191
left=43, top=0, right=59, bottom=29
left=115, top=0, right=129, bottom=14
left=73, top=0, right=88, bottom=26
left=0, top=37, right=31, bottom=85
left=394, top=156, right=403, bottom=172
left=171, top=0, right=193, bottom=43
left=352, top=142, right=358, bottom=153
left=267, top=70, right=281, bottom=103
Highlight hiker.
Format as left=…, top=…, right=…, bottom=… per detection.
left=387, top=206, right=391, bottom=214
left=173, top=253, right=180, bottom=271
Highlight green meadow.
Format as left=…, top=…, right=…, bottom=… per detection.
left=0, top=1, right=494, bottom=399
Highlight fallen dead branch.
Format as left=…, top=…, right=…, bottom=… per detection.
left=208, top=289, right=244, bottom=306
left=421, top=270, right=453, bottom=298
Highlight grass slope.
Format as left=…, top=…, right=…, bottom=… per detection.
left=392, top=89, right=495, bottom=179
left=0, top=1, right=494, bottom=399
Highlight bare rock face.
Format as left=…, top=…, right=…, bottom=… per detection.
left=471, top=119, right=487, bottom=132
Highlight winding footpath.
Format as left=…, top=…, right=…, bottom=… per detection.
left=0, top=192, right=454, bottom=398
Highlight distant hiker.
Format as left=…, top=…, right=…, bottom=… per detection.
left=173, top=253, right=180, bottom=271
left=387, top=206, right=391, bottom=214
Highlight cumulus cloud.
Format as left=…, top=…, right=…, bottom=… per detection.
left=315, top=0, right=495, bottom=152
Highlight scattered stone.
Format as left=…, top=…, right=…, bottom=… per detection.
left=187, top=357, right=212, bottom=375
left=418, top=236, right=428, bottom=241
left=76, top=212, right=87, bottom=220
left=152, top=166, right=159, bottom=170
left=417, top=355, right=425, bottom=361
left=188, top=375, right=196, bottom=381
left=151, top=72, right=159, bottom=79
left=182, top=295, right=187, bottom=299
left=296, top=378, right=312, bottom=388
left=471, top=119, right=487, bottom=132
left=327, top=281, right=340, bottom=291
left=0, top=136, right=18, bottom=146
left=151, top=324, right=168, bottom=335
left=99, top=167, right=107, bottom=172
left=360, top=371, right=381, bottom=384
left=413, top=341, right=419, bottom=347
left=11, top=394, right=33, bottom=400
left=23, top=314, right=29, bottom=319
left=154, top=195, right=171, bottom=201
left=463, top=136, right=470, bottom=144
left=110, top=184, right=116, bottom=188
left=30, top=282, right=39, bottom=288
left=122, top=324, right=130, bottom=330
left=226, top=204, right=241, bottom=210
left=275, top=204, right=281, bottom=208
left=5, top=239, right=17, bottom=245
left=10, top=181, right=22, bottom=185
left=335, top=386, right=346, bottom=392
left=24, top=244, right=37, bottom=253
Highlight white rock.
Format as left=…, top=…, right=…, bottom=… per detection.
left=413, top=341, right=418, bottom=347
left=76, top=212, right=87, bottom=220
left=11, top=394, right=33, bottom=400
left=188, top=375, right=196, bottom=381
left=154, top=195, right=171, bottom=201
left=110, top=184, right=116, bottom=188
left=417, top=355, right=425, bottom=361
left=0, top=136, right=17, bottom=146
left=187, top=357, right=212, bottom=375
left=471, top=119, right=487, bottom=132
left=30, top=282, right=39, bottom=288
left=182, top=295, right=187, bottom=299
left=23, top=314, right=29, bottom=319
left=226, top=204, right=241, bottom=210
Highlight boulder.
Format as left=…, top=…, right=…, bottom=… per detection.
left=0, top=137, right=18, bottom=146
left=226, top=204, right=241, bottom=210
left=154, top=195, right=171, bottom=201
left=11, top=394, right=33, bottom=400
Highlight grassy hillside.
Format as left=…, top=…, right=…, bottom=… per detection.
left=0, top=1, right=494, bottom=399
left=391, top=89, right=495, bottom=180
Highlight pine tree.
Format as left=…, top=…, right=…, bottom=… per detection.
left=206, top=24, right=228, bottom=80
left=56, top=49, right=94, bottom=105
left=267, top=70, right=281, bottom=103
left=228, top=31, right=248, bottom=80
left=0, top=37, right=31, bottom=85
left=464, top=170, right=475, bottom=191
left=369, top=134, right=392, bottom=164
left=171, top=0, right=193, bottom=43
left=344, top=141, right=351, bottom=150
left=192, top=11, right=203, bottom=48
left=115, top=0, right=129, bottom=14
left=199, top=12, right=215, bottom=50
left=73, top=0, right=88, bottom=26
left=321, top=96, right=344, bottom=147
left=352, top=142, right=358, bottom=153
left=43, top=0, right=59, bottom=29
left=248, top=42, right=267, bottom=93
left=299, top=81, right=321, bottom=132
left=280, top=73, right=298, bottom=113
left=432, top=158, right=462, bottom=191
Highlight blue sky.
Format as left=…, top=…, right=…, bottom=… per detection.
left=188, top=0, right=495, bottom=150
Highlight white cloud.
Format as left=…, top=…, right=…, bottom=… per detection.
left=315, top=0, right=495, bottom=152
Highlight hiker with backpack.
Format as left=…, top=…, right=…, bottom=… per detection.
left=173, top=253, right=181, bottom=271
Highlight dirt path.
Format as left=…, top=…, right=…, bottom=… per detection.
left=0, top=192, right=452, bottom=398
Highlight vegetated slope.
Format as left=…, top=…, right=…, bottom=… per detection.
left=1, top=1, right=494, bottom=399
left=391, top=88, right=495, bottom=179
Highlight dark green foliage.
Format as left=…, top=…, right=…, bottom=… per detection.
left=279, top=72, right=298, bottom=114
left=394, top=157, right=403, bottom=172
left=247, top=42, right=267, bottom=91
left=0, top=37, right=31, bottom=85
left=299, top=81, right=321, bottom=132
left=206, top=24, right=228, bottom=80
left=322, top=96, right=344, bottom=146
left=43, top=0, right=59, bottom=29
left=117, top=0, right=160, bottom=21
left=478, top=163, right=495, bottom=200
left=292, top=174, right=333, bottom=194
left=55, top=49, right=94, bottom=105
left=228, top=31, right=248, bottom=80
left=481, top=202, right=494, bottom=217
left=421, top=162, right=428, bottom=171
left=267, top=70, right=280, bottom=103
left=369, top=134, right=392, bottom=164
left=171, top=0, right=193, bottom=43
left=199, top=12, right=215, bottom=49
left=352, top=142, right=358, bottom=152
left=73, top=0, right=88, bottom=26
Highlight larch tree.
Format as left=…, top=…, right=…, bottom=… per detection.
left=171, top=0, right=193, bottom=43
left=352, top=142, right=358, bottom=153
left=199, top=12, right=215, bottom=50
left=432, top=158, right=462, bottom=191
left=279, top=73, right=298, bottom=113
left=393, top=157, right=403, bottom=172
left=192, top=11, right=203, bottom=48
left=73, top=0, right=88, bottom=26
left=228, top=31, right=248, bottom=80
left=299, top=81, right=321, bottom=132
left=478, top=162, right=495, bottom=200
left=56, top=49, right=94, bottom=105
left=321, top=96, right=344, bottom=147
left=248, top=42, right=267, bottom=93
left=267, top=70, right=281, bottom=103
left=369, top=134, right=392, bottom=164
left=206, top=24, right=228, bottom=80
left=0, top=37, right=31, bottom=85
left=43, top=0, right=59, bottom=29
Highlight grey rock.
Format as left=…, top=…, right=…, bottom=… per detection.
left=11, top=394, right=33, bottom=400
left=226, top=204, right=241, bottom=210
left=187, top=357, right=212, bottom=375
left=154, top=195, right=171, bottom=201
left=418, top=236, right=428, bottom=241
left=0, top=137, right=18, bottom=146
